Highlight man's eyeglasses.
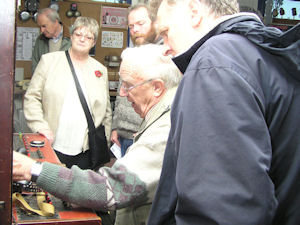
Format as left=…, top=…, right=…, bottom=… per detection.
left=120, top=79, right=153, bottom=93
left=73, top=32, right=94, bottom=41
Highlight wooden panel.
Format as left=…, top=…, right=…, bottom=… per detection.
left=0, top=0, right=15, bottom=224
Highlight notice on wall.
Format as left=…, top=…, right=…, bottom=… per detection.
left=101, top=6, right=128, bottom=29
left=16, top=27, right=39, bottom=61
left=101, top=31, right=123, bottom=48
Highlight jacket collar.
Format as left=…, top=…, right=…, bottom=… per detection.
left=172, top=13, right=300, bottom=81
left=172, top=14, right=260, bottom=74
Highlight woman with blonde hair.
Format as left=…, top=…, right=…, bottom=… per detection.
left=24, top=17, right=112, bottom=169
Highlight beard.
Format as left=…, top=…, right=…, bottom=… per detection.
left=131, top=26, right=157, bottom=46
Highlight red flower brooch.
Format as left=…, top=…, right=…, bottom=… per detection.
left=95, top=70, right=103, bottom=78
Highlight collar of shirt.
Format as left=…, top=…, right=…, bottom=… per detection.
left=172, top=14, right=259, bottom=74
left=52, top=26, right=63, bottom=43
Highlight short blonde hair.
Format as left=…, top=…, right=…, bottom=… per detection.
left=70, top=17, right=99, bottom=41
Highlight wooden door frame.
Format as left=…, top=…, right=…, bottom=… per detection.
left=0, top=0, right=16, bottom=224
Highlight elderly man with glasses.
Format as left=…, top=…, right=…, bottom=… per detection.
left=13, top=44, right=182, bottom=225
left=110, top=3, right=164, bottom=157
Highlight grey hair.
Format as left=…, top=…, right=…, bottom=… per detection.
left=149, top=0, right=239, bottom=18
left=70, top=17, right=99, bottom=41
left=37, top=8, right=61, bottom=23
left=128, top=3, right=156, bottom=22
left=121, top=44, right=182, bottom=89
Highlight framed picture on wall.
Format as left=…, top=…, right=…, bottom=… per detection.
left=101, top=6, right=128, bottom=29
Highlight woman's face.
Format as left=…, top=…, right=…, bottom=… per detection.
left=71, top=27, right=96, bottom=55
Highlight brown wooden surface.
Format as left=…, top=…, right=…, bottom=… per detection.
left=0, top=0, right=16, bottom=224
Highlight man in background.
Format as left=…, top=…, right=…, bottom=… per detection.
left=31, top=8, right=71, bottom=73
left=110, top=3, right=162, bottom=156
left=147, top=0, right=300, bottom=224
left=128, top=3, right=162, bottom=46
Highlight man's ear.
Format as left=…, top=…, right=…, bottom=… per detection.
left=153, top=79, right=165, bottom=97
left=188, top=0, right=203, bottom=28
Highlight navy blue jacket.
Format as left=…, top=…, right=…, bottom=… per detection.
left=148, top=15, right=300, bottom=225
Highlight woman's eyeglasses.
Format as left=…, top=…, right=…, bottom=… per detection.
left=73, top=32, right=94, bottom=41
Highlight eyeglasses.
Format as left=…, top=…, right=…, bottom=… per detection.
left=73, top=32, right=94, bottom=41
left=120, top=79, right=153, bottom=93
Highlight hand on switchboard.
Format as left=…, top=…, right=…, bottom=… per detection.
left=13, top=151, right=36, bottom=182
left=38, top=129, right=54, bottom=145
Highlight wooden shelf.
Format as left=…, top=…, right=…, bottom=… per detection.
left=64, top=0, right=130, bottom=7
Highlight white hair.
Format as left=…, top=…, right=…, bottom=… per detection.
left=121, top=44, right=182, bottom=89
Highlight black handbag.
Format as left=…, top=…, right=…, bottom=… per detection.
left=65, top=51, right=110, bottom=169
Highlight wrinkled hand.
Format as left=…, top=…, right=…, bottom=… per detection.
left=13, top=151, right=36, bottom=181
left=110, top=130, right=121, bottom=147
left=38, top=129, right=54, bottom=144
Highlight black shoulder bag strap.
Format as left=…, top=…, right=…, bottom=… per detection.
left=65, top=51, right=96, bottom=134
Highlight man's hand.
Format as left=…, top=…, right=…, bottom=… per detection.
left=38, top=129, right=54, bottom=144
left=13, top=151, right=36, bottom=181
left=110, top=130, right=121, bottom=147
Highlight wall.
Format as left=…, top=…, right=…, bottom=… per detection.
left=238, top=0, right=258, bottom=10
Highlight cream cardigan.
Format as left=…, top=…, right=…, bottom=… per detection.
left=24, top=51, right=112, bottom=151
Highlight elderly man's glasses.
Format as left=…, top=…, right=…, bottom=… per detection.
left=120, top=79, right=153, bottom=93
left=73, top=32, right=94, bottom=41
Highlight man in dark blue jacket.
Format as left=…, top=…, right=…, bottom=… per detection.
left=147, top=0, right=300, bottom=225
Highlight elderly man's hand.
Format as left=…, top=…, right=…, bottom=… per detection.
left=13, top=151, right=36, bottom=181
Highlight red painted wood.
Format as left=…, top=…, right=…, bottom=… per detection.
left=12, top=133, right=102, bottom=224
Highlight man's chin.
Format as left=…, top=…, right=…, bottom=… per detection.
left=131, top=103, right=142, bottom=117
left=133, top=38, right=146, bottom=46
left=43, top=34, right=51, bottom=39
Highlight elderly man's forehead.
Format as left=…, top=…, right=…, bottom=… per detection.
left=120, top=60, right=141, bottom=80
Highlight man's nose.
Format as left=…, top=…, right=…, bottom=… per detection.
left=132, top=25, right=141, bottom=33
left=40, top=27, right=45, bottom=33
left=162, top=44, right=173, bottom=56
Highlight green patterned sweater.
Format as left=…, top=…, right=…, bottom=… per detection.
left=36, top=87, right=177, bottom=224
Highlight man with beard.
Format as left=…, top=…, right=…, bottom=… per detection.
left=128, top=3, right=162, bottom=46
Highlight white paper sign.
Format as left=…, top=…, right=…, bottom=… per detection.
left=16, top=27, right=40, bottom=61
left=101, top=31, right=123, bottom=48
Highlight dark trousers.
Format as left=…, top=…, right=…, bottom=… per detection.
left=119, top=137, right=133, bottom=156
left=54, top=150, right=91, bottom=169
